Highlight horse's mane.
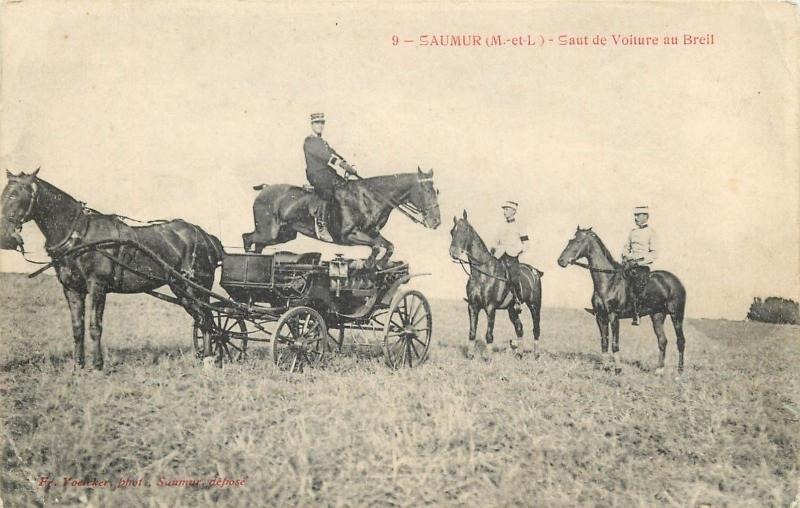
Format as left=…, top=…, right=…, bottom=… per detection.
left=352, top=172, right=418, bottom=191
left=586, top=230, right=621, bottom=268
left=462, top=218, right=491, bottom=256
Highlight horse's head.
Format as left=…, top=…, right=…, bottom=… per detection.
left=409, top=167, right=441, bottom=230
left=1, top=168, right=40, bottom=251
left=449, top=210, right=473, bottom=260
left=557, top=226, right=594, bottom=267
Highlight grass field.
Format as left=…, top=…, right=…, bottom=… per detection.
left=1, top=272, right=798, bottom=507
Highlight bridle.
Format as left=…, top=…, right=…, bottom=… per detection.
left=3, top=180, right=39, bottom=231
left=3, top=179, right=88, bottom=261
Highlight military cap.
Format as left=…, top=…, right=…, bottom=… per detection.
left=310, top=112, right=326, bottom=123
left=501, top=201, right=519, bottom=211
left=634, top=205, right=649, bottom=215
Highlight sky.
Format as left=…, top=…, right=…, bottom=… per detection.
left=1, top=1, right=798, bottom=319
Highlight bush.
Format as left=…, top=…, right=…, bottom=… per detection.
left=746, top=296, right=800, bottom=325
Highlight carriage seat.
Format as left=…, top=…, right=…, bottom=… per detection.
left=273, top=251, right=321, bottom=265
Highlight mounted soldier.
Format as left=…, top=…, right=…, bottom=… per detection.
left=621, top=205, right=657, bottom=325
left=303, top=112, right=357, bottom=242
left=489, top=201, right=530, bottom=313
left=244, top=115, right=441, bottom=268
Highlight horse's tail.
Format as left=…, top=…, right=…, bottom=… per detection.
left=207, top=233, right=226, bottom=265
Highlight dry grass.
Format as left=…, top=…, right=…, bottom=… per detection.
left=1, top=273, right=798, bottom=507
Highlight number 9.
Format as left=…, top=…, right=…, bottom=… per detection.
left=392, top=35, right=399, bottom=46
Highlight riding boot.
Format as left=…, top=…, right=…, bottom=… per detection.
left=314, top=200, right=333, bottom=242
left=632, top=297, right=640, bottom=326
left=512, top=283, right=523, bottom=314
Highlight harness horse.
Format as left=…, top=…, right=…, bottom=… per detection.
left=557, top=227, right=687, bottom=372
left=243, top=168, right=441, bottom=268
left=0, top=169, right=225, bottom=370
left=449, top=211, right=543, bottom=358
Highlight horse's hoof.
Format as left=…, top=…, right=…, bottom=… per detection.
left=202, top=357, right=216, bottom=371
left=509, top=339, right=519, bottom=351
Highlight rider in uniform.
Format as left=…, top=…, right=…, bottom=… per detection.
left=303, top=113, right=357, bottom=241
left=490, top=201, right=529, bottom=312
left=621, top=205, right=657, bottom=325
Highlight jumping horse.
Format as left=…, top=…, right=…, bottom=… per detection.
left=0, top=169, right=224, bottom=370
left=243, top=168, right=441, bottom=267
left=557, top=227, right=687, bottom=372
left=448, top=211, right=543, bottom=358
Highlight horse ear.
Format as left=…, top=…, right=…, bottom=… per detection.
left=5, top=169, right=13, bottom=179
left=417, top=166, right=423, bottom=174
left=587, top=226, right=593, bottom=231
left=31, top=167, right=40, bottom=177
left=453, top=215, right=457, bottom=225
left=427, top=168, right=434, bottom=176
left=462, top=209, right=468, bottom=220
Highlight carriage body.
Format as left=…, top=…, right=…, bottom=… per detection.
left=207, top=251, right=431, bottom=370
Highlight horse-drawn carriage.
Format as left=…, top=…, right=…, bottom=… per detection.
left=192, top=251, right=432, bottom=371
left=1, top=169, right=438, bottom=372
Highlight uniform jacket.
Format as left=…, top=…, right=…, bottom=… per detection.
left=493, top=219, right=529, bottom=259
left=303, top=134, right=351, bottom=175
left=622, top=225, right=656, bottom=265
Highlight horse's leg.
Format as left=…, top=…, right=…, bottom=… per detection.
left=527, top=302, right=541, bottom=358
left=507, top=307, right=524, bottom=354
left=484, top=306, right=497, bottom=347
left=609, top=311, right=621, bottom=374
left=651, top=312, right=668, bottom=372
left=466, top=301, right=480, bottom=359
left=63, top=287, right=86, bottom=369
left=595, top=311, right=609, bottom=366
left=375, top=234, right=394, bottom=268
left=670, top=313, right=686, bottom=372
left=243, top=210, right=284, bottom=252
left=344, top=230, right=381, bottom=267
left=87, top=282, right=107, bottom=371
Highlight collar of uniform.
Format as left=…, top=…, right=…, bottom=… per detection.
left=638, top=224, right=648, bottom=229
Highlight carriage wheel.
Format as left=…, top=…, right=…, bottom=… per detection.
left=192, top=306, right=248, bottom=363
left=271, top=306, right=330, bottom=373
left=383, top=290, right=432, bottom=369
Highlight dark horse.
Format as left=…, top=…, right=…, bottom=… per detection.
left=448, top=211, right=542, bottom=358
left=557, top=227, right=687, bottom=372
left=0, top=169, right=224, bottom=370
left=243, top=168, right=441, bottom=267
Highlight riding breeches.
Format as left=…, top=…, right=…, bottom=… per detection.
left=628, top=265, right=650, bottom=300
left=500, top=254, right=523, bottom=301
left=306, top=168, right=346, bottom=201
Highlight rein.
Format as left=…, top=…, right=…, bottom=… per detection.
left=453, top=252, right=509, bottom=283
left=350, top=174, right=436, bottom=226
left=569, top=260, right=620, bottom=274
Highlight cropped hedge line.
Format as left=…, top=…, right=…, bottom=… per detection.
left=746, top=297, right=799, bottom=325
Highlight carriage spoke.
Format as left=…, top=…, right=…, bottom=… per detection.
left=399, top=338, right=408, bottom=366
left=408, top=338, right=420, bottom=360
